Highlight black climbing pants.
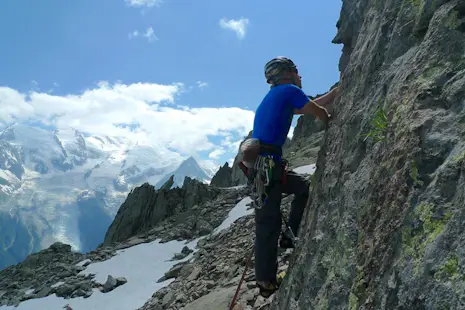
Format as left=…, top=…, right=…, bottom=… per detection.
left=254, top=169, right=310, bottom=283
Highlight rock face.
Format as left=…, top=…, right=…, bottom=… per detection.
left=231, top=131, right=253, bottom=186
left=210, top=162, right=233, bottom=187
left=0, top=242, right=110, bottom=306
left=271, top=1, right=465, bottom=310
left=103, top=177, right=221, bottom=246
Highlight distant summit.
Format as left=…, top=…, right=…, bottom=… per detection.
left=155, top=156, right=212, bottom=189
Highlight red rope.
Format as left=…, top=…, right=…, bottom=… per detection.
left=229, top=244, right=255, bottom=310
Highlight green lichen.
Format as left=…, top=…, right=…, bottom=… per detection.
left=434, top=255, right=461, bottom=281
left=409, top=160, right=424, bottom=186
left=392, top=101, right=411, bottom=126
left=401, top=202, right=453, bottom=275
left=315, top=294, right=329, bottom=310
left=419, top=65, right=446, bottom=83
left=349, top=292, right=359, bottom=310
left=452, top=151, right=465, bottom=163
left=445, top=10, right=459, bottom=30
left=309, top=172, right=318, bottom=192
left=321, top=231, right=354, bottom=281
left=349, top=265, right=366, bottom=308
left=316, top=231, right=354, bottom=308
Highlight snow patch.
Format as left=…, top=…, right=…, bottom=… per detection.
left=24, top=289, right=34, bottom=296
left=51, top=282, right=65, bottom=288
left=76, top=259, right=92, bottom=267
left=293, top=164, right=316, bottom=175
left=213, top=196, right=253, bottom=235
left=0, top=239, right=197, bottom=310
left=0, top=169, right=19, bottom=183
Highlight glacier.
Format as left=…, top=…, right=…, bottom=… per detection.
left=0, top=123, right=214, bottom=270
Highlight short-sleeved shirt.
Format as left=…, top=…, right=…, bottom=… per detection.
left=252, top=84, right=309, bottom=148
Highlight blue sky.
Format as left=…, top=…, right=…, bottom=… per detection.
left=0, top=0, right=342, bottom=168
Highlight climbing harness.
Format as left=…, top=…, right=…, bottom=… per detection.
left=229, top=244, right=255, bottom=310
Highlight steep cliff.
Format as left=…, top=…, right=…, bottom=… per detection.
left=272, top=0, right=465, bottom=309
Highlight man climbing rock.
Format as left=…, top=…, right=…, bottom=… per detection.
left=243, top=56, right=340, bottom=298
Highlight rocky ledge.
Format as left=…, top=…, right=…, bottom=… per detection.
left=0, top=179, right=249, bottom=308
left=0, top=242, right=119, bottom=307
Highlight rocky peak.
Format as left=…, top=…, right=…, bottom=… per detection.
left=161, top=175, right=175, bottom=191
left=209, top=131, right=252, bottom=188
left=209, top=162, right=232, bottom=188
left=155, top=156, right=211, bottom=189
left=103, top=178, right=222, bottom=246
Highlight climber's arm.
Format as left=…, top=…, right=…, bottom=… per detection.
left=294, top=100, right=330, bottom=123
left=312, top=86, right=339, bottom=107
left=288, top=85, right=330, bottom=123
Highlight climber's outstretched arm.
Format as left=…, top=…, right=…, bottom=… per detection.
left=294, top=100, right=329, bottom=124
left=313, top=86, right=339, bottom=107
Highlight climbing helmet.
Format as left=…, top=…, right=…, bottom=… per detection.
left=264, top=56, right=298, bottom=84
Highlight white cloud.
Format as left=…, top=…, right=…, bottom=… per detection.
left=0, top=82, right=254, bottom=157
left=125, top=0, right=161, bottom=8
left=128, top=27, right=158, bottom=42
left=219, top=18, right=249, bottom=39
left=209, top=148, right=226, bottom=159
left=196, top=81, right=208, bottom=89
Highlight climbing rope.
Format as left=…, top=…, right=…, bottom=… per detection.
left=229, top=243, right=255, bottom=310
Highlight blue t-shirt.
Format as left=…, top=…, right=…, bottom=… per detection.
left=252, top=84, right=309, bottom=147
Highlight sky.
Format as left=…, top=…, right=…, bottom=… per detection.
left=0, top=0, right=343, bottom=168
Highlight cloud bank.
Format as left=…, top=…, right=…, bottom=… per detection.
left=0, top=81, right=254, bottom=157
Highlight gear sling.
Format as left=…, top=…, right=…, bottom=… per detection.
left=238, top=138, right=288, bottom=209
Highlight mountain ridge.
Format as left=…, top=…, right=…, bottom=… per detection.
left=0, top=123, right=216, bottom=270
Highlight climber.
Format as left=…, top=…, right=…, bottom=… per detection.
left=247, top=56, right=340, bottom=298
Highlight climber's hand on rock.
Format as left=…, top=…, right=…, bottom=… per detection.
left=319, top=107, right=331, bottom=126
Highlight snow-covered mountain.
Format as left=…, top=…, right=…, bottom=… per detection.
left=0, top=123, right=214, bottom=270
left=155, top=156, right=213, bottom=189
